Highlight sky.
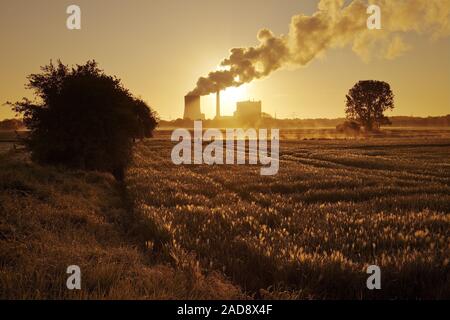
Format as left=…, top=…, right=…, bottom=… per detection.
left=0, top=0, right=449, bottom=120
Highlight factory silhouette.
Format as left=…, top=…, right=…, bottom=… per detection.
left=184, top=90, right=263, bottom=127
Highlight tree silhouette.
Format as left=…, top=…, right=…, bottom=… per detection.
left=7, top=60, right=158, bottom=180
left=345, top=80, right=394, bottom=131
left=132, top=98, right=158, bottom=140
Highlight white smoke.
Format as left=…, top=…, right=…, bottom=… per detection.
left=188, top=0, right=450, bottom=96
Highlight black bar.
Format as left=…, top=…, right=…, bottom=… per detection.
left=1, top=300, right=446, bottom=319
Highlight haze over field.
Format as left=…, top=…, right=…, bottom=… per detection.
left=0, top=0, right=449, bottom=120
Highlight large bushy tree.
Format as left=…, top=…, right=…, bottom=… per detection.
left=7, top=60, right=158, bottom=179
left=345, top=80, right=394, bottom=131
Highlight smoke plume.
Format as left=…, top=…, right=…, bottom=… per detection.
left=188, top=0, right=449, bottom=96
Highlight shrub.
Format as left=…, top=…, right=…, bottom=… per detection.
left=7, top=60, right=158, bottom=180
left=336, top=120, right=361, bottom=135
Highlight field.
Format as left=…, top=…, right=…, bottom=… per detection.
left=126, top=128, right=450, bottom=299
left=1, top=128, right=449, bottom=299
left=0, top=149, right=243, bottom=299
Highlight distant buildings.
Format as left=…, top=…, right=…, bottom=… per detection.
left=234, top=100, right=262, bottom=122
left=183, top=92, right=262, bottom=123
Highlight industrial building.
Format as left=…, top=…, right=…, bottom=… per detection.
left=215, top=90, right=221, bottom=119
left=234, top=100, right=262, bottom=121
left=183, top=95, right=205, bottom=120
left=183, top=90, right=262, bottom=122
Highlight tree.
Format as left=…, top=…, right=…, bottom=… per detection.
left=132, top=98, right=159, bottom=140
left=7, top=60, right=158, bottom=180
left=345, top=80, right=394, bottom=131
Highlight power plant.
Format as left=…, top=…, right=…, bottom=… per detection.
left=183, top=90, right=261, bottom=121
left=234, top=100, right=262, bottom=120
left=183, top=95, right=205, bottom=120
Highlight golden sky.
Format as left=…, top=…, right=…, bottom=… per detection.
left=0, top=0, right=449, bottom=120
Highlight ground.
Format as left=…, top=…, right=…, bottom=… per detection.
left=1, top=128, right=449, bottom=299
left=127, top=128, right=450, bottom=299
left=0, top=150, right=243, bottom=299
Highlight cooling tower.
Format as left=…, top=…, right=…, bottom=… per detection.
left=184, top=95, right=204, bottom=120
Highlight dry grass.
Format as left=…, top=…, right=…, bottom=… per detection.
left=126, top=131, right=450, bottom=299
left=1, top=128, right=449, bottom=299
left=0, top=151, right=244, bottom=299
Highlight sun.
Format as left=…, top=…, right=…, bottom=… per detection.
left=220, top=85, right=248, bottom=115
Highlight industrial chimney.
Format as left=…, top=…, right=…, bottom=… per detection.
left=216, top=90, right=221, bottom=119
left=184, top=95, right=204, bottom=120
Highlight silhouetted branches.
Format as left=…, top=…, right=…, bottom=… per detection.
left=7, top=60, right=158, bottom=180
left=345, top=80, right=394, bottom=131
